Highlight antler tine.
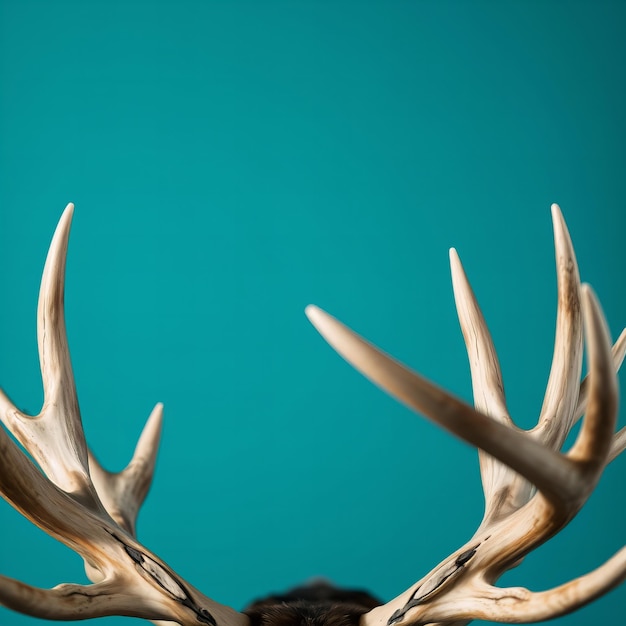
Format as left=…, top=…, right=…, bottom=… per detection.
left=304, top=305, right=580, bottom=505
left=531, top=204, right=584, bottom=450
left=463, top=547, right=626, bottom=624
left=0, top=576, right=164, bottom=621
left=89, top=403, right=164, bottom=537
left=449, top=248, right=533, bottom=523
left=567, top=285, right=619, bottom=474
left=449, top=248, right=510, bottom=426
left=574, top=327, right=626, bottom=430
left=0, top=203, right=95, bottom=502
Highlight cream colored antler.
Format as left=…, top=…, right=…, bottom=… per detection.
left=306, top=204, right=625, bottom=626
left=0, top=204, right=248, bottom=626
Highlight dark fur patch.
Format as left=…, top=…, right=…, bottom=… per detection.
left=244, top=581, right=381, bottom=626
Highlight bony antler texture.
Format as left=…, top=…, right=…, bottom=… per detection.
left=306, top=205, right=626, bottom=626
left=0, top=203, right=623, bottom=626
left=0, top=204, right=250, bottom=626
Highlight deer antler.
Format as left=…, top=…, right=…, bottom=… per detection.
left=0, top=204, right=248, bottom=626
left=306, top=204, right=626, bottom=625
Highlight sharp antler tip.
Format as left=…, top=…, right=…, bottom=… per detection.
left=550, top=203, right=565, bottom=225
left=61, top=203, right=75, bottom=221
left=51, top=204, right=75, bottom=243
left=144, top=403, right=164, bottom=432
left=550, top=203, right=568, bottom=232
left=146, top=407, right=164, bottom=436
left=449, top=248, right=463, bottom=274
left=305, top=304, right=323, bottom=321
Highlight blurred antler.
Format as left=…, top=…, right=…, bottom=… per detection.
left=0, top=204, right=248, bottom=626
left=307, top=205, right=625, bottom=625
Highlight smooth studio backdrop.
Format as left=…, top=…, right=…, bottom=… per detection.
left=0, top=2, right=625, bottom=625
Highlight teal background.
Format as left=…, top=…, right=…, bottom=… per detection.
left=0, top=1, right=625, bottom=625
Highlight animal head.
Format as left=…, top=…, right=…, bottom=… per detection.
left=0, top=203, right=624, bottom=625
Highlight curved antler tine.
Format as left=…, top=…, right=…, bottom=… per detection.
left=37, top=203, right=80, bottom=422
left=463, top=547, right=626, bottom=624
left=449, top=248, right=510, bottom=424
left=305, top=305, right=579, bottom=505
left=0, top=576, right=169, bottom=621
left=574, top=328, right=626, bottom=428
left=538, top=205, right=584, bottom=436
left=0, top=572, right=229, bottom=624
left=533, top=205, right=584, bottom=449
left=450, top=249, right=532, bottom=521
left=89, top=403, right=164, bottom=536
left=568, top=286, right=618, bottom=475
left=1, top=204, right=94, bottom=500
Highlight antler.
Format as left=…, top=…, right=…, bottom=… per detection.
left=0, top=204, right=248, bottom=626
left=306, top=204, right=626, bottom=626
